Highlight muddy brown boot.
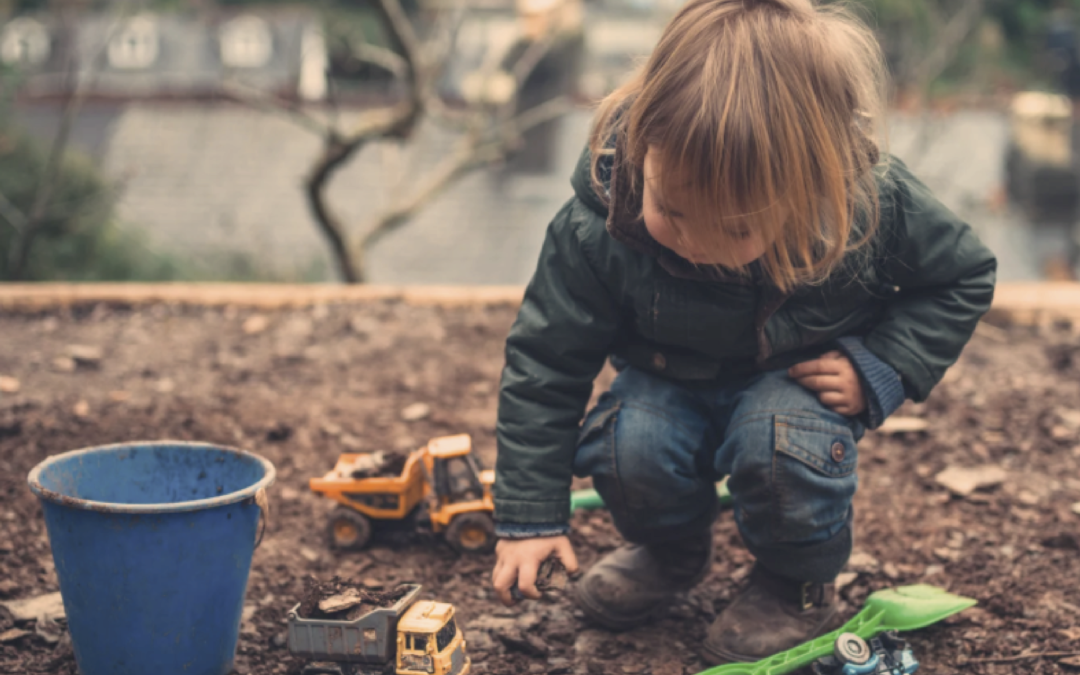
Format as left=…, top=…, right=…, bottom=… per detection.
left=573, top=531, right=713, bottom=630
left=701, top=564, right=838, bottom=664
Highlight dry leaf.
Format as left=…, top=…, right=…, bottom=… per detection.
left=935, top=465, right=1007, bottom=497
left=243, top=315, right=270, bottom=335
left=401, top=403, right=431, bottom=422
left=878, top=417, right=930, bottom=434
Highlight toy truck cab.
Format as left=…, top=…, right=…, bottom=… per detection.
left=311, top=435, right=496, bottom=554
left=396, top=601, right=470, bottom=675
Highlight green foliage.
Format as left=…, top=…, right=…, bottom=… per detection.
left=0, top=123, right=185, bottom=281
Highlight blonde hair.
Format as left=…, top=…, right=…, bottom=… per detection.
left=590, top=0, right=888, bottom=291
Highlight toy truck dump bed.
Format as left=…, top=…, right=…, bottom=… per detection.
left=287, top=583, right=421, bottom=667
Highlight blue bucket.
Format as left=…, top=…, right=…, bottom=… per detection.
left=27, top=441, right=275, bottom=675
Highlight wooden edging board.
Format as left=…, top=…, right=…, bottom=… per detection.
left=0, top=282, right=1078, bottom=327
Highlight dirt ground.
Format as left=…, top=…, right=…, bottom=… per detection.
left=1, top=300, right=1079, bottom=675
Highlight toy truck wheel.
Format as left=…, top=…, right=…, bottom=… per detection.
left=833, top=633, right=872, bottom=664
left=445, top=512, right=496, bottom=554
left=327, top=507, right=372, bottom=550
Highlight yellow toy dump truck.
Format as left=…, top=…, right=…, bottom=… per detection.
left=1004, top=90, right=1079, bottom=221
left=288, top=583, right=470, bottom=675
left=310, top=434, right=496, bottom=554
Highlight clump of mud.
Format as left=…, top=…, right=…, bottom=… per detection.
left=349, top=452, right=409, bottom=479
left=297, top=577, right=413, bottom=620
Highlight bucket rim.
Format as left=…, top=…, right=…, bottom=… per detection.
left=27, top=440, right=276, bottom=514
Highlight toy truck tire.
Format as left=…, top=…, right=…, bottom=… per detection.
left=328, top=506, right=373, bottom=550
left=445, top=512, right=496, bottom=554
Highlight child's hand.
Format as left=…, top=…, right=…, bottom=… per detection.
left=788, top=351, right=867, bottom=417
left=492, top=536, right=578, bottom=606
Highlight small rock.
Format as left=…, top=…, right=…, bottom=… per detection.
left=108, top=390, right=130, bottom=402
left=401, top=403, right=431, bottom=422
left=298, top=547, right=320, bottom=563
left=934, top=547, right=962, bottom=562
left=243, top=315, right=270, bottom=335
left=271, top=631, right=288, bottom=649
left=0, top=628, right=29, bottom=643
left=847, top=552, right=879, bottom=572
left=468, top=616, right=516, bottom=632
left=279, top=486, right=300, bottom=501
left=923, top=564, right=944, bottom=578
left=67, top=345, right=103, bottom=366
left=0, top=377, right=20, bottom=393
left=1072, top=502, right=1080, bottom=516
left=1016, top=490, right=1040, bottom=506
left=156, top=378, right=175, bottom=393
left=496, top=629, right=548, bottom=658
left=882, top=562, right=900, bottom=580
left=877, top=417, right=929, bottom=434
left=835, top=572, right=858, bottom=589
left=35, top=615, right=62, bottom=644
left=516, top=612, right=542, bottom=630
left=319, top=590, right=363, bottom=614
left=934, top=465, right=1007, bottom=497
left=52, top=356, right=76, bottom=373
left=1, top=592, right=65, bottom=622
left=361, top=578, right=384, bottom=589
left=73, top=400, right=90, bottom=418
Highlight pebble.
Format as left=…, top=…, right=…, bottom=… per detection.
left=401, top=403, right=431, bottom=422
left=0, top=377, right=19, bottom=393
left=243, top=315, right=270, bottom=335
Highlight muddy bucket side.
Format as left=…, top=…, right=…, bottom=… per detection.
left=27, top=441, right=275, bottom=675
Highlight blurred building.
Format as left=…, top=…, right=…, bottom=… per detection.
left=0, top=9, right=327, bottom=101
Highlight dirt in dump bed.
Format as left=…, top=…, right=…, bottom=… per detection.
left=350, top=452, right=409, bottom=480
left=297, top=577, right=413, bottom=620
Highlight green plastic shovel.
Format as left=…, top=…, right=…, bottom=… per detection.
left=570, top=481, right=733, bottom=513
left=696, top=584, right=977, bottom=675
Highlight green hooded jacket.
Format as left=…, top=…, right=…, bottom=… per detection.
left=494, top=146, right=997, bottom=526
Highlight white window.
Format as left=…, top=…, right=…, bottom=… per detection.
left=108, top=16, right=159, bottom=70
left=0, top=18, right=50, bottom=66
left=219, top=15, right=272, bottom=69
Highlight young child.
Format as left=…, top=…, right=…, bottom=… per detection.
left=490, top=0, right=996, bottom=663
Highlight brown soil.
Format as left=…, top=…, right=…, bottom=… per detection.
left=0, top=301, right=1078, bottom=675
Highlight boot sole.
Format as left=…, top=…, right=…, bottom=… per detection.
left=572, top=580, right=666, bottom=632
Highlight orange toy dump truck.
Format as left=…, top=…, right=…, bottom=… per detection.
left=310, top=434, right=496, bottom=554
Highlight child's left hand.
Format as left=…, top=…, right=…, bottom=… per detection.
left=788, top=351, right=867, bottom=417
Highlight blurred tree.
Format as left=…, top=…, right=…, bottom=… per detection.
left=0, top=116, right=182, bottom=280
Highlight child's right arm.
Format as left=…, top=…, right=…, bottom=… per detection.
left=492, top=200, right=622, bottom=602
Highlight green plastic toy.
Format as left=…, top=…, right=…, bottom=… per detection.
left=696, top=584, right=976, bottom=675
left=570, top=482, right=732, bottom=513
left=568, top=488, right=975, bottom=675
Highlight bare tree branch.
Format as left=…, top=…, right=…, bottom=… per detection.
left=222, top=79, right=332, bottom=137
left=911, top=0, right=986, bottom=94
left=353, top=43, right=409, bottom=80
left=0, top=191, right=28, bottom=234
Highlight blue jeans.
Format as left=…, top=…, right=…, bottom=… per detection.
left=572, top=366, right=864, bottom=583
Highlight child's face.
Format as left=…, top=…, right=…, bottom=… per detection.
left=642, top=148, right=769, bottom=268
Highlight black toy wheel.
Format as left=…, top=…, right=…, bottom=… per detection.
left=834, top=632, right=872, bottom=665
left=445, top=512, right=496, bottom=554
left=327, top=506, right=372, bottom=550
